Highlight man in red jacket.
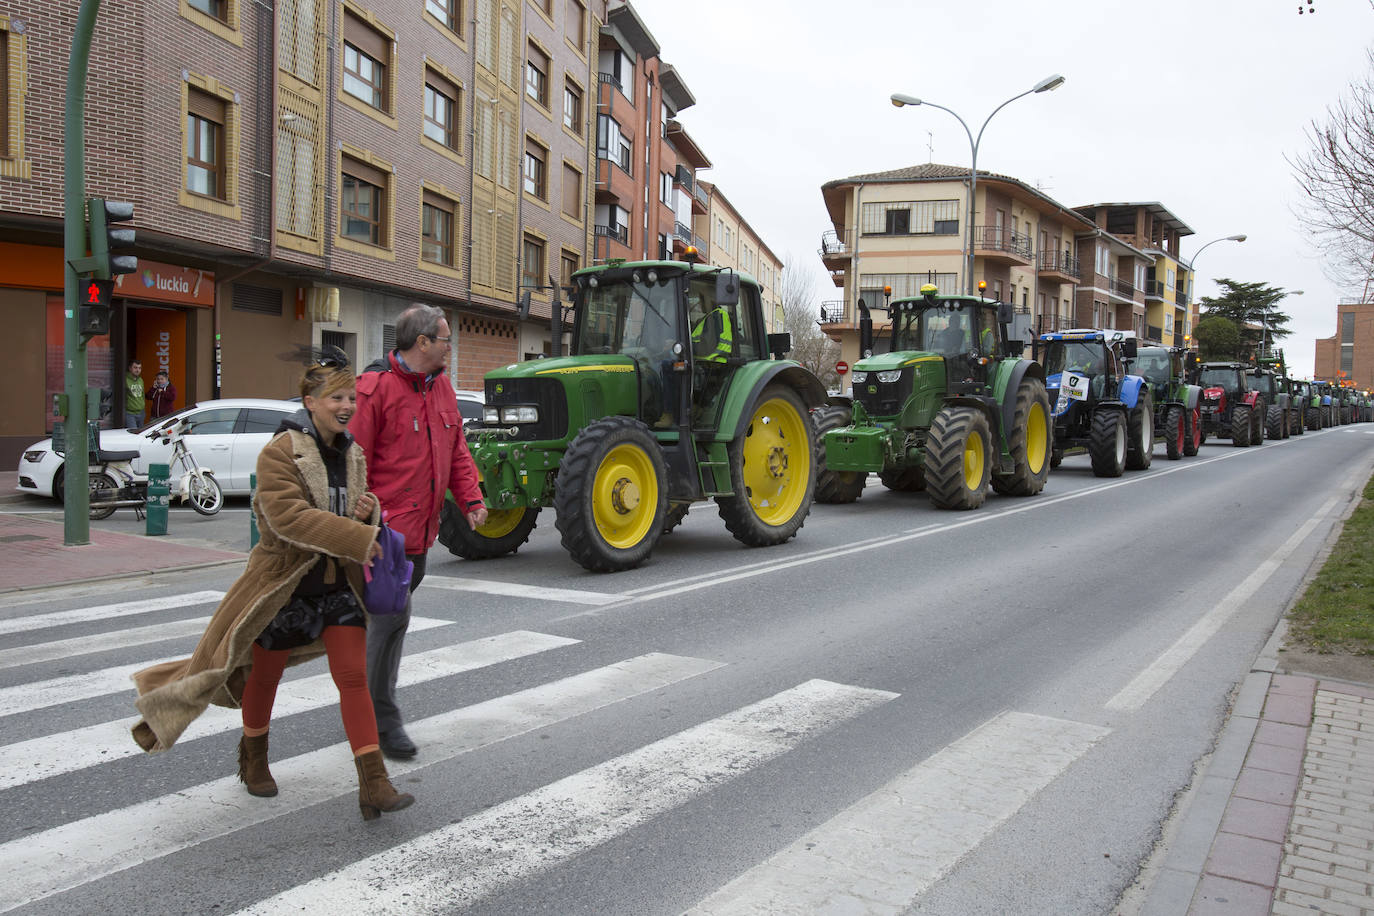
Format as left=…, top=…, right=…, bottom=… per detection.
left=350, top=304, right=487, bottom=759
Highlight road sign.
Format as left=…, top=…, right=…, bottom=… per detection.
left=836, top=360, right=849, bottom=376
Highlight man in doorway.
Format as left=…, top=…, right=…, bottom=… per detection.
left=147, top=370, right=178, bottom=420
left=350, top=304, right=487, bottom=760
left=125, top=360, right=145, bottom=430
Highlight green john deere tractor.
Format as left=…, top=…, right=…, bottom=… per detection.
left=817, top=284, right=1050, bottom=510
left=437, top=258, right=826, bottom=572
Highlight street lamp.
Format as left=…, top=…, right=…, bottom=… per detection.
left=891, top=74, right=1066, bottom=295
left=1183, top=234, right=1245, bottom=349
left=1262, top=289, right=1303, bottom=359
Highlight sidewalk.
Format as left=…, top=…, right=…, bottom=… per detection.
left=1139, top=617, right=1374, bottom=915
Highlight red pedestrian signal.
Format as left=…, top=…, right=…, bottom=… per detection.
left=79, top=278, right=113, bottom=338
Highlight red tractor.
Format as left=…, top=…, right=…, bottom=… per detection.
left=1195, top=362, right=1265, bottom=447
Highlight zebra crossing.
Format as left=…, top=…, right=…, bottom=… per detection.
left=0, top=586, right=1111, bottom=914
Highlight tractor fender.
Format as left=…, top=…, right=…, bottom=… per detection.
left=1241, top=391, right=1261, bottom=407
left=996, top=358, right=1046, bottom=448
left=945, top=395, right=1001, bottom=437
left=1119, top=374, right=1146, bottom=410
left=1277, top=393, right=1291, bottom=410
left=826, top=393, right=853, bottom=409
left=1184, top=385, right=1202, bottom=410
left=1322, top=395, right=1332, bottom=406
left=725, top=361, right=828, bottom=441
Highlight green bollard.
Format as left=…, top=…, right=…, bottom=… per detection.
left=146, top=462, right=169, bottom=536
left=249, top=472, right=259, bottom=549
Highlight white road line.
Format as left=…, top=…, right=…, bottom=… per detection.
left=688, top=711, right=1109, bottom=915
left=0, top=621, right=517, bottom=790
left=1106, top=497, right=1341, bottom=711
left=421, top=574, right=624, bottom=605
left=1, top=652, right=721, bottom=913
left=233, top=678, right=897, bottom=915
left=0, top=591, right=225, bottom=635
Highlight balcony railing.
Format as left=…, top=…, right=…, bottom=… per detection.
left=674, top=164, right=694, bottom=194
left=597, top=72, right=623, bottom=93
left=1111, top=276, right=1135, bottom=298
left=693, top=183, right=709, bottom=208
left=1147, top=325, right=1164, bottom=343
left=594, top=224, right=628, bottom=245
left=695, top=234, right=708, bottom=252
left=1037, top=251, right=1080, bottom=277
left=1145, top=280, right=1166, bottom=298
left=820, top=300, right=846, bottom=323
left=1035, top=313, right=1077, bottom=335
left=819, top=229, right=852, bottom=259
left=1176, top=290, right=1189, bottom=307
left=673, top=220, right=692, bottom=243
left=973, top=225, right=1033, bottom=259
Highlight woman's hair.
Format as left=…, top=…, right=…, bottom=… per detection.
left=300, top=361, right=354, bottom=400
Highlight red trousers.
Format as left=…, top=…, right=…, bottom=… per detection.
left=240, top=625, right=379, bottom=752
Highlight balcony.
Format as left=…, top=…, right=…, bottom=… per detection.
left=1037, top=251, right=1080, bottom=282
left=594, top=223, right=628, bottom=246
left=1147, top=324, right=1164, bottom=343
left=819, top=229, right=853, bottom=266
left=1145, top=279, right=1166, bottom=300
left=692, top=182, right=709, bottom=215
left=674, top=164, right=694, bottom=195
left=1107, top=275, right=1136, bottom=301
left=820, top=300, right=846, bottom=324
left=1035, top=312, right=1076, bottom=335
left=973, top=225, right=1033, bottom=265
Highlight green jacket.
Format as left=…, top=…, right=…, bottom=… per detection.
left=126, top=373, right=145, bottom=413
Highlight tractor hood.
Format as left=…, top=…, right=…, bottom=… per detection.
left=852, top=351, right=942, bottom=373
left=487, top=353, right=637, bottom=382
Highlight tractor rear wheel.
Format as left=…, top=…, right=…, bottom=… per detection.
left=991, top=377, right=1051, bottom=496
left=554, top=416, right=667, bottom=572
left=812, top=404, right=865, bottom=504
left=879, top=467, right=926, bottom=492
left=1050, top=447, right=1064, bottom=469
left=662, top=502, right=690, bottom=534
left=717, top=385, right=815, bottom=547
left=1184, top=407, right=1202, bottom=456
left=924, top=406, right=992, bottom=510
left=1306, top=407, right=1320, bottom=431
left=439, top=501, right=540, bottom=559
left=1164, top=405, right=1184, bottom=460
left=1126, top=390, right=1154, bottom=470
left=1089, top=409, right=1127, bottom=477
left=1231, top=405, right=1252, bottom=446
left=1266, top=405, right=1285, bottom=441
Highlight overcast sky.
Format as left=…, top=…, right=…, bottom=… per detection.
left=625, top=0, right=1371, bottom=378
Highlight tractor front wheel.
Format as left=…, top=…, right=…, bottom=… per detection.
left=717, top=385, right=815, bottom=547
left=554, top=417, right=667, bottom=572
left=1089, top=408, right=1127, bottom=477
left=1231, top=405, right=1253, bottom=447
left=812, top=404, right=865, bottom=504
left=879, top=466, right=926, bottom=492
left=662, top=502, right=690, bottom=535
left=991, top=377, right=1051, bottom=496
left=1184, top=407, right=1202, bottom=456
left=925, top=406, right=992, bottom=510
left=1251, top=401, right=1265, bottom=443
left=1164, top=405, right=1184, bottom=460
left=439, top=500, right=540, bottom=560
left=1126, top=390, right=1154, bottom=471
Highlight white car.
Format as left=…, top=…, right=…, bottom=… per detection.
left=17, top=398, right=301, bottom=501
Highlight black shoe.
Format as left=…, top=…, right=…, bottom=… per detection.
left=378, top=728, right=417, bottom=760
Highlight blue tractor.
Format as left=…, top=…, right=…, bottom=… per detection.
left=1036, top=329, right=1153, bottom=477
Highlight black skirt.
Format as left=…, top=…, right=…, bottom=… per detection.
left=255, top=589, right=365, bottom=651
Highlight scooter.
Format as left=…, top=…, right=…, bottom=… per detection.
left=149, top=416, right=224, bottom=517
left=85, top=417, right=224, bottom=519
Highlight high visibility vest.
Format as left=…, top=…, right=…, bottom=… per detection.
left=692, top=308, right=733, bottom=363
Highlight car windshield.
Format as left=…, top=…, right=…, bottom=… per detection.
left=1042, top=341, right=1104, bottom=377
left=1199, top=368, right=1244, bottom=391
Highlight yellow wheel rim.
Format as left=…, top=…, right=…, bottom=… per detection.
left=740, top=396, right=811, bottom=526
left=1026, top=401, right=1048, bottom=475
left=962, top=427, right=985, bottom=490
left=592, top=442, right=659, bottom=549
left=477, top=507, right=525, bottom=539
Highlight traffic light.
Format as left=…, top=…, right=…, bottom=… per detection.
left=88, top=197, right=137, bottom=278
left=79, top=277, right=113, bottom=338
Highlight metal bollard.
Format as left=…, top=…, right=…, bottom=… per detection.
left=146, top=462, right=170, bottom=536
left=249, top=472, right=259, bottom=549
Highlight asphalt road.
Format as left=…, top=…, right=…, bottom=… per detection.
left=2, top=423, right=1371, bottom=915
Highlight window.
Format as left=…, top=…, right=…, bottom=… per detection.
left=525, top=43, right=549, bottom=106
left=188, top=0, right=227, bottom=20
left=524, top=139, right=547, bottom=199
left=1166, top=267, right=1176, bottom=291
left=242, top=407, right=293, bottom=433
left=341, top=157, right=385, bottom=245
left=562, top=162, right=581, bottom=219
left=522, top=235, right=545, bottom=290
left=0, top=31, right=8, bottom=158
left=343, top=13, right=388, bottom=112
left=658, top=233, right=670, bottom=260
left=185, top=407, right=240, bottom=435
left=596, top=115, right=631, bottom=174
left=425, top=0, right=460, bottom=33
left=566, top=0, right=585, bottom=47
left=422, top=191, right=455, bottom=267
left=659, top=171, right=673, bottom=205
left=186, top=89, right=225, bottom=198
left=561, top=250, right=579, bottom=287
left=563, top=80, right=582, bottom=135
left=860, top=200, right=959, bottom=236
left=603, top=49, right=632, bottom=102
left=424, top=70, right=459, bottom=149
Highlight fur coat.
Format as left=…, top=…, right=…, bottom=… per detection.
left=130, top=428, right=380, bottom=753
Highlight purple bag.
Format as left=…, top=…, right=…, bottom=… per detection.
left=362, top=523, right=413, bottom=615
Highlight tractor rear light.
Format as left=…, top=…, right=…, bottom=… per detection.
left=876, top=370, right=903, bottom=383
left=500, top=406, right=539, bottom=423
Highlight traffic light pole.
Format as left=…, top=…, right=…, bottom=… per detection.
left=62, top=0, right=102, bottom=545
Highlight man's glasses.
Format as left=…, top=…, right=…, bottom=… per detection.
left=426, top=335, right=452, bottom=345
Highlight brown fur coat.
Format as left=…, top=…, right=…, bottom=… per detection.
left=131, top=428, right=380, bottom=752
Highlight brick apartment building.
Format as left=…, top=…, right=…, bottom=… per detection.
left=1314, top=299, right=1374, bottom=390
left=0, top=0, right=783, bottom=467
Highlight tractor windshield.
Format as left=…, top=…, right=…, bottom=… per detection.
left=1042, top=341, right=1104, bottom=378
left=1248, top=374, right=1277, bottom=399
left=1199, top=368, right=1244, bottom=392
left=890, top=304, right=973, bottom=356
left=1132, top=350, right=1173, bottom=386
left=575, top=274, right=678, bottom=356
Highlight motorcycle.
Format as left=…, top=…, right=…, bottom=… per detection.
left=86, top=416, right=224, bottom=519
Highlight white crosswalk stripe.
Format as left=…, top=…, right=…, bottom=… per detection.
left=0, top=591, right=225, bottom=636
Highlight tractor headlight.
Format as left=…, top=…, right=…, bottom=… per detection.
left=500, top=406, right=539, bottom=423
left=483, top=407, right=500, bottom=424
left=850, top=371, right=868, bottom=384
left=876, top=370, right=904, bottom=383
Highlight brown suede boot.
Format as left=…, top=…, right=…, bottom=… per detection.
left=354, top=749, right=415, bottom=820
left=237, top=733, right=278, bottom=797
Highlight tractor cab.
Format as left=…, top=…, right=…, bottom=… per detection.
left=1037, top=329, right=1139, bottom=417
left=1246, top=367, right=1280, bottom=406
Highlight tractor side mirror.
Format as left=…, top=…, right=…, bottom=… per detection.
left=857, top=298, right=873, bottom=359
left=715, top=271, right=740, bottom=307
left=1003, top=340, right=1025, bottom=358
left=767, top=332, right=792, bottom=359
left=997, top=301, right=1013, bottom=326
left=1185, top=351, right=1199, bottom=372
left=1121, top=338, right=1138, bottom=359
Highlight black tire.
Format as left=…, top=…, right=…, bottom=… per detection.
left=554, top=416, right=667, bottom=572
left=924, top=406, right=992, bottom=510
left=186, top=471, right=224, bottom=516
left=1089, top=409, right=1127, bottom=477
left=878, top=467, right=926, bottom=492
left=1231, top=404, right=1252, bottom=447
left=716, top=385, right=815, bottom=547
left=1126, top=390, right=1154, bottom=471
left=991, top=377, right=1051, bottom=496
left=1307, top=407, right=1320, bottom=431
left=1251, top=400, right=1265, bottom=443
left=1266, top=405, right=1285, bottom=442
left=1344, top=407, right=1354, bottom=425
left=1164, top=405, right=1184, bottom=460
left=662, top=502, right=690, bottom=534
left=1050, top=447, right=1063, bottom=469
left=812, top=405, right=865, bottom=504
left=1294, top=407, right=1306, bottom=435
left=1184, top=407, right=1202, bottom=456
left=88, top=472, right=118, bottom=520
left=53, top=466, right=65, bottom=504
left=439, top=499, right=539, bottom=559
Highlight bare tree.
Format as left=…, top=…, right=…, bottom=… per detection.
left=1290, top=49, right=1374, bottom=295
left=779, top=253, right=840, bottom=388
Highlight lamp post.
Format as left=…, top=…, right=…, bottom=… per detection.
left=1184, top=234, right=1245, bottom=350
left=1262, top=289, right=1303, bottom=360
left=891, top=74, right=1066, bottom=296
